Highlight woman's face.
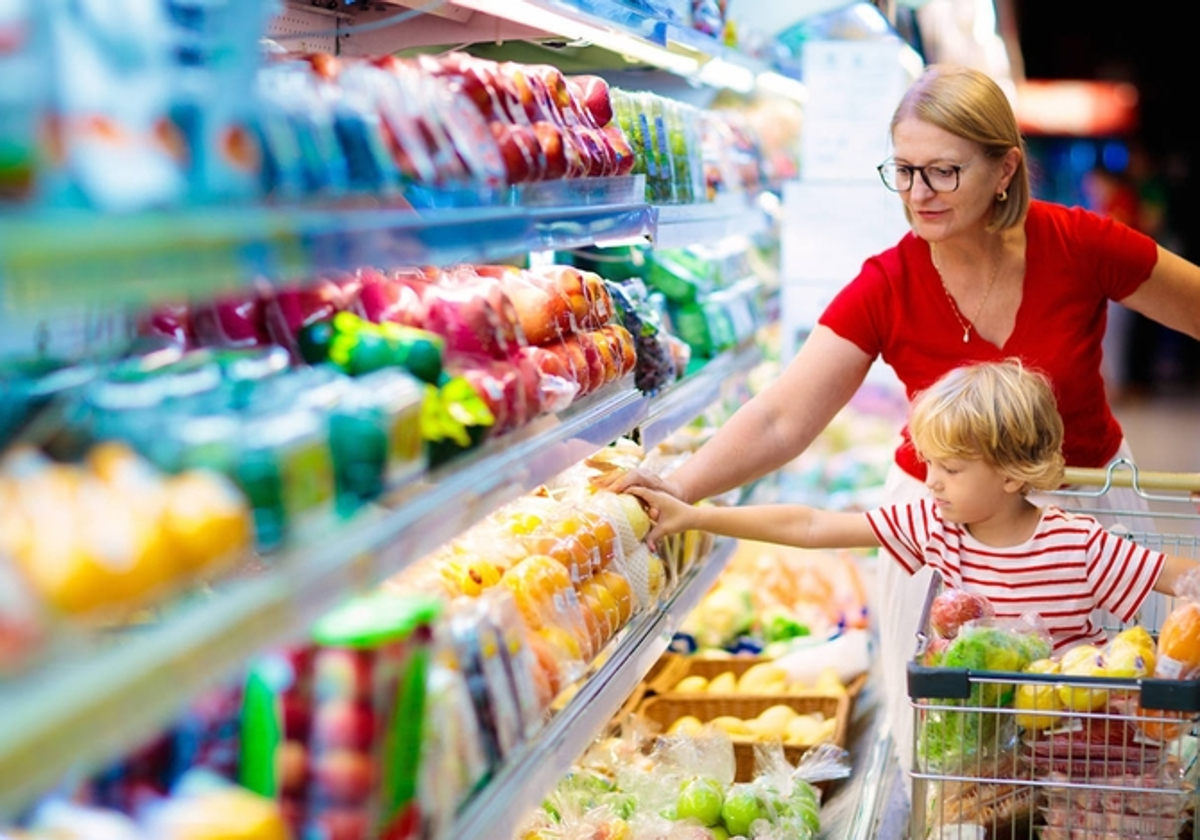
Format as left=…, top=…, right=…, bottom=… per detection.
left=891, top=117, right=1012, bottom=243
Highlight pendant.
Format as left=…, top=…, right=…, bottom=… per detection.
left=962, top=329, right=970, bottom=343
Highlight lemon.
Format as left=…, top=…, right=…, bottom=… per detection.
left=1015, top=658, right=1064, bottom=730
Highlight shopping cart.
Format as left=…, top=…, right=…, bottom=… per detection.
left=907, top=460, right=1200, bottom=840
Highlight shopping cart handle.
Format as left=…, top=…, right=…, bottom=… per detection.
left=1063, top=465, right=1200, bottom=493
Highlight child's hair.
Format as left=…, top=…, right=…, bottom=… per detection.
left=909, top=359, right=1066, bottom=492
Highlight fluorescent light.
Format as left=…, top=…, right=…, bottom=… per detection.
left=456, top=0, right=699, bottom=75
left=697, top=56, right=755, bottom=93
left=755, top=71, right=808, bottom=103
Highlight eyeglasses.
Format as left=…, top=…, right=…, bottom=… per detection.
left=877, top=160, right=969, bottom=193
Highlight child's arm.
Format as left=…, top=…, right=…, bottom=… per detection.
left=1154, top=553, right=1200, bottom=597
left=627, top=487, right=880, bottom=550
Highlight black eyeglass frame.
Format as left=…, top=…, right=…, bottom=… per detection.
left=876, top=160, right=968, bottom=193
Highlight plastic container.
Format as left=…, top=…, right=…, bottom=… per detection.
left=301, top=592, right=442, bottom=840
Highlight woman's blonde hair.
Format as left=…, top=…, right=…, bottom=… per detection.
left=909, top=359, right=1065, bottom=492
left=891, top=64, right=1029, bottom=232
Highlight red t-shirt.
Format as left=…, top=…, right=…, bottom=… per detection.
left=819, top=200, right=1159, bottom=480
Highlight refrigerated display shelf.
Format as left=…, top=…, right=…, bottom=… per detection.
left=0, top=188, right=774, bottom=313
left=653, top=191, right=770, bottom=250
left=336, top=0, right=788, bottom=102
left=452, top=534, right=738, bottom=840
left=0, top=343, right=759, bottom=818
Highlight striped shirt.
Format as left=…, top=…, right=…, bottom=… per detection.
left=865, top=500, right=1165, bottom=652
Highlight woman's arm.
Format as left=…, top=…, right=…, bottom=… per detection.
left=629, top=487, right=880, bottom=550
left=1120, top=246, right=1200, bottom=340
left=599, top=326, right=874, bottom=502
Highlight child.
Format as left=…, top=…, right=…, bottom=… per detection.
left=630, top=359, right=1196, bottom=654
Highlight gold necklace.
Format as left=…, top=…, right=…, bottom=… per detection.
left=930, top=241, right=1003, bottom=343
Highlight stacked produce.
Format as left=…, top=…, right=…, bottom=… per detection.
left=2, top=6, right=774, bottom=213
left=389, top=453, right=662, bottom=698
left=515, top=725, right=838, bottom=840
left=567, top=237, right=769, bottom=363
left=0, top=440, right=252, bottom=670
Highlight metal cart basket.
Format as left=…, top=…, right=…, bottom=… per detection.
left=907, top=460, right=1200, bottom=839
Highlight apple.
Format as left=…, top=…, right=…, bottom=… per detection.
left=139, top=303, right=193, bottom=346
left=676, top=776, right=724, bottom=827
left=312, top=749, right=375, bottom=805
left=533, top=121, right=568, bottom=180
left=491, top=122, right=536, bottom=184
left=929, top=588, right=995, bottom=639
left=603, top=125, right=637, bottom=176
left=191, top=290, right=269, bottom=348
left=314, top=699, right=377, bottom=751
left=568, top=75, right=615, bottom=127
left=357, top=274, right=425, bottom=327
left=720, top=784, right=765, bottom=837
left=266, top=279, right=346, bottom=357
left=311, top=807, right=372, bottom=840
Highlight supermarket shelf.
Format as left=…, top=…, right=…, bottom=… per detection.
left=0, top=337, right=764, bottom=816
left=652, top=191, right=769, bottom=250
left=0, top=197, right=651, bottom=313
left=453, top=535, right=737, bottom=840
left=0, top=381, right=642, bottom=817
left=346, top=0, right=783, bottom=101
left=638, top=340, right=763, bottom=450
left=0, top=191, right=778, bottom=315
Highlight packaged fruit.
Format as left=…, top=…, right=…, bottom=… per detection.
left=298, top=592, right=441, bottom=840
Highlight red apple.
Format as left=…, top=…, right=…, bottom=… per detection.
left=491, top=122, right=535, bottom=184
left=281, top=693, right=313, bottom=742
left=314, top=699, right=377, bottom=751
left=929, top=588, right=995, bottom=639
left=191, top=290, right=268, bottom=348
left=602, top=125, right=636, bottom=176
left=533, top=121, right=567, bottom=180
left=139, top=303, right=193, bottom=347
left=312, top=807, right=372, bottom=840
left=567, top=75, right=614, bottom=128
left=358, top=274, right=425, bottom=326
left=313, top=749, right=375, bottom=805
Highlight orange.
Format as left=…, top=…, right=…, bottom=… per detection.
left=594, top=570, right=635, bottom=625
left=161, top=470, right=253, bottom=576
left=578, top=581, right=623, bottom=638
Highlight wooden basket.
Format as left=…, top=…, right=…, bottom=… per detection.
left=647, top=654, right=868, bottom=707
left=634, top=693, right=849, bottom=783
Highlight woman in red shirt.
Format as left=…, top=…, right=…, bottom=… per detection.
left=598, top=63, right=1200, bottom=779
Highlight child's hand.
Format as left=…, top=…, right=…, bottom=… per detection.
left=627, top=486, right=695, bottom=547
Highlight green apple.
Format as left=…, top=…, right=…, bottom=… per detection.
left=720, top=784, right=765, bottom=837
left=677, top=776, right=724, bottom=827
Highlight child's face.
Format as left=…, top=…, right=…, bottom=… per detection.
left=922, top=455, right=1016, bottom=523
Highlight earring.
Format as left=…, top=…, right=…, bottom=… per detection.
left=996, top=189, right=1009, bottom=202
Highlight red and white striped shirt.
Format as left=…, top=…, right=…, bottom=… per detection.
left=866, top=500, right=1165, bottom=652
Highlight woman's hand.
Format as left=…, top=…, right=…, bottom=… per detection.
left=589, top=466, right=685, bottom=501
left=627, top=486, right=697, bottom=546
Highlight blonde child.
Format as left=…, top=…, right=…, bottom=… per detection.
left=630, top=359, right=1196, bottom=654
